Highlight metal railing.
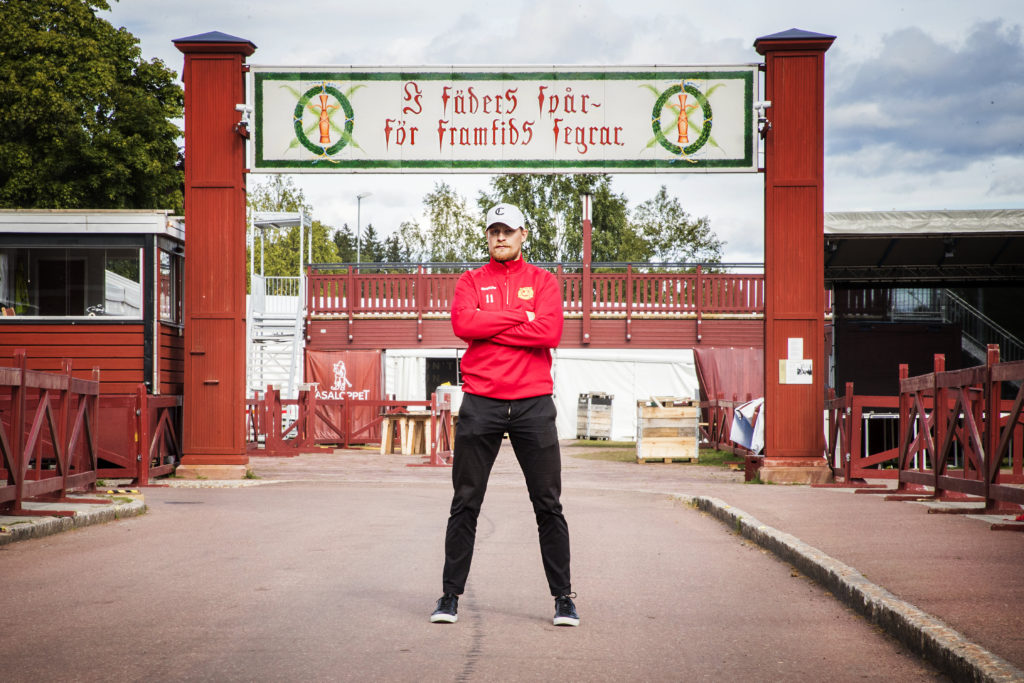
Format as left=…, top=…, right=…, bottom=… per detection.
left=837, top=287, right=1024, bottom=363
left=942, top=290, right=1024, bottom=362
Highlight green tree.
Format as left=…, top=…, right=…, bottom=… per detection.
left=359, top=223, right=382, bottom=262
left=332, top=223, right=356, bottom=262
left=421, top=182, right=485, bottom=262
left=249, top=175, right=308, bottom=215
left=247, top=176, right=338, bottom=278
left=381, top=233, right=407, bottom=263
left=479, top=174, right=636, bottom=262
left=631, top=185, right=724, bottom=263
left=0, top=0, right=184, bottom=211
left=398, top=218, right=426, bottom=262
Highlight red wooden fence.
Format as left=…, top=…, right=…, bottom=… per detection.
left=699, top=396, right=762, bottom=481
left=896, top=347, right=1024, bottom=513
left=700, top=397, right=754, bottom=455
left=247, top=386, right=454, bottom=466
left=307, top=265, right=767, bottom=319
left=0, top=350, right=103, bottom=516
left=825, top=385, right=903, bottom=483
left=95, top=386, right=181, bottom=485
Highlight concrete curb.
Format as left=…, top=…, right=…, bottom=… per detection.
left=679, top=494, right=1024, bottom=683
left=0, top=499, right=147, bottom=547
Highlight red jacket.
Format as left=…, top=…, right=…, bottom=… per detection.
left=452, top=256, right=564, bottom=400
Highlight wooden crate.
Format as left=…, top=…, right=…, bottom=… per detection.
left=577, top=393, right=613, bottom=440
left=636, top=399, right=698, bottom=463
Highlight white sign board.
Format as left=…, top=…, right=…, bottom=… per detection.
left=250, top=66, right=757, bottom=173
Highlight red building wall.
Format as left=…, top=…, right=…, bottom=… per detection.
left=0, top=324, right=145, bottom=394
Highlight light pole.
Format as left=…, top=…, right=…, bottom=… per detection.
left=356, top=192, right=372, bottom=264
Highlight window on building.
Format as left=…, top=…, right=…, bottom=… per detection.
left=0, top=247, right=142, bottom=318
left=158, top=248, right=182, bottom=323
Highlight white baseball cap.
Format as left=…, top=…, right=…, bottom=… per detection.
left=485, top=203, right=526, bottom=231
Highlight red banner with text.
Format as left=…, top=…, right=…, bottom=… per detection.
left=304, top=350, right=382, bottom=444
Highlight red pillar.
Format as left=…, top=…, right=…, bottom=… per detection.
left=174, top=32, right=256, bottom=477
left=755, top=29, right=835, bottom=484
left=581, top=193, right=592, bottom=345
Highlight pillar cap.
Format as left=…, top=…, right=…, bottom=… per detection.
left=174, top=31, right=256, bottom=55
left=754, top=28, right=835, bottom=54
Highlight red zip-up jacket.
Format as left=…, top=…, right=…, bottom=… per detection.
left=452, top=256, right=564, bottom=400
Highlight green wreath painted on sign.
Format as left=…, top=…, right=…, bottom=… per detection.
left=293, top=84, right=355, bottom=157
left=650, top=84, right=712, bottom=156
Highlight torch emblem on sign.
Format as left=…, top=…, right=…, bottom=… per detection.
left=285, top=82, right=360, bottom=160
left=645, top=80, right=719, bottom=160
left=676, top=81, right=700, bottom=144
left=316, top=93, right=339, bottom=144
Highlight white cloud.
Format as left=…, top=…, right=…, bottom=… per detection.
left=102, top=0, right=1024, bottom=265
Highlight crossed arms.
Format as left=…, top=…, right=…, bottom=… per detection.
left=451, top=271, right=564, bottom=348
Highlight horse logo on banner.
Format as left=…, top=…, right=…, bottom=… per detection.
left=332, top=359, right=354, bottom=392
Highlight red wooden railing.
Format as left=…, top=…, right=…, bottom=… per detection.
left=0, top=350, right=104, bottom=516
left=825, top=385, right=902, bottom=484
left=701, top=397, right=753, bottom=454
left=95, top=386, right=181, bottom=485
left=894, top=347, right=1024, bottom=514
left=699, top=396, right=762, bottom=481
left=247, top=385, right=454, bottom=466
left=307, top=265, right=768, bottom=318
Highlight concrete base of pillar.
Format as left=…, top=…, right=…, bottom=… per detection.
left=758, top=465, right=834, bottom=485
left=174, top=464, right=251, bottom=480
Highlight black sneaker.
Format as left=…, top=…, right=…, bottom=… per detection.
left=430, top=593, right=458, bottom=623
left=553, top=593, right=579, bottom=626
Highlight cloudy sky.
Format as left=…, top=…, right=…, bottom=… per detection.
left=102, top=0, right=1024, bottom=263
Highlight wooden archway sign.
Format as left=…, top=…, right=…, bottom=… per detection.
left=173, top=30, right=834, bottom=483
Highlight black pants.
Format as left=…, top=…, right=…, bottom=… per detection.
left=442, top=392, right=571, bottom=597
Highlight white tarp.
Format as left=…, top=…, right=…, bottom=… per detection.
left=384, top=348, right=698, bottom=442
left=730, top=397, right=764, bottom=454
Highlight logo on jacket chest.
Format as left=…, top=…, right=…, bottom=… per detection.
left=517, top=287, right=534, bottom=300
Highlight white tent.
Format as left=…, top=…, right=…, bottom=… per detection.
left=384, top=348, right=698, bottom=441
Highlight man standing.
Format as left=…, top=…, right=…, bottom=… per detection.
left=430, top=203, right=578, bottom=627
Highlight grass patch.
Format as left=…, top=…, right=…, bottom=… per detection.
left=569, top=449, right=637, bottom=463
left=569, top=439, right=635, bottom=448
left=568, top=443, right=752, bottom=467
left=696, top=449, right=744, bottom=468
left=244, top=469, right=261, bottom=480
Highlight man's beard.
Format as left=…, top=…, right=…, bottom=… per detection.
left=491, top=247, right=520, bottom=262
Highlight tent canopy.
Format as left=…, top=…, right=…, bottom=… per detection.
left=824, top=209, right=1024, bottom=284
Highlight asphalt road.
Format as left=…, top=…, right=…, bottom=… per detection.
left=0, top=451, right=944, bottom=682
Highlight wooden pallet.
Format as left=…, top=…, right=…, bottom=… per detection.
left=637, top=455, right=698, bottom=464
left=635, top=437, right=699, bottom=463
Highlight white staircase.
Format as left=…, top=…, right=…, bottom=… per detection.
left=247, top=274, right=304, bottom=399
